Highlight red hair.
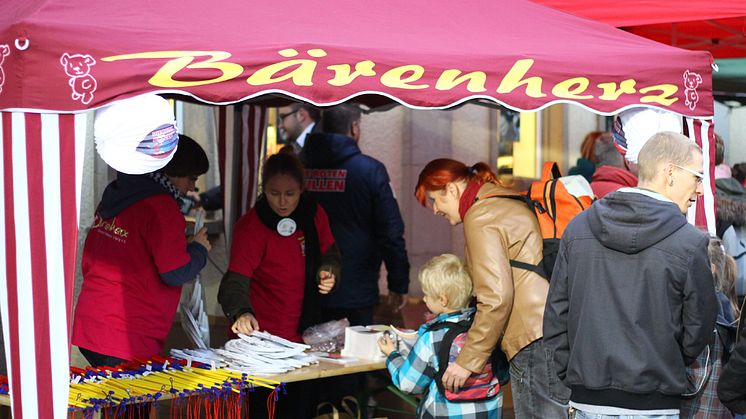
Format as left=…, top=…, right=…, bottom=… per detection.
left=580, top=131, right=606, bottom=162
left=414, top=159, right=498, bottom=206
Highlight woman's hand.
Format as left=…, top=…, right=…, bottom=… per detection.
left=231, top=313, right=259, bottom=335
left=190, top=227, right=212, bottom=252
left=442, top=362, right=472, bottom=393
left=378, top=333, right=396, bottom=356
left=318, top=270, right=335, bottom=294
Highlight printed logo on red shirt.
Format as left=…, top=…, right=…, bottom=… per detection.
left=305, top=169, right=347, bottom=192
left=92, top=215, right=129, bottom=243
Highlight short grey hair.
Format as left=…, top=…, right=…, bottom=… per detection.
left=637, top=131, right=701, bottom=183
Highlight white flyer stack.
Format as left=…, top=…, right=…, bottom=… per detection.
left=171, top=331, right=318, bottom=376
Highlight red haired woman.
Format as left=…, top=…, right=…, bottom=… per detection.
left=415, top=159, right=569, bottom=419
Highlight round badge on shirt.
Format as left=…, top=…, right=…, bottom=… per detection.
left=277, top=218, right=297, bottom=237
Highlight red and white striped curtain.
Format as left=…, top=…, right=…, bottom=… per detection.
left=0, top=112, right=86, bottom=419
left=684, top=117, right=716, bottom=235
left=216, top=105, right=267, bottom=248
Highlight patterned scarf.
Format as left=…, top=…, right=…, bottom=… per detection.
left=146, top=171, right=181, bottom=201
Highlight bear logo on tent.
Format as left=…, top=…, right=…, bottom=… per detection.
left=683, top=70, right=703, bottom=111
left=60, top=53, right=97, bottom=105
left=0, top=45, right=9, bottom=94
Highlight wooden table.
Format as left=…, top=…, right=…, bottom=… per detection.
left=267, top=358, right=385, bottom=383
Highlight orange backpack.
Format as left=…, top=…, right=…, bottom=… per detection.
left=482, top=161, right=595, bottom=280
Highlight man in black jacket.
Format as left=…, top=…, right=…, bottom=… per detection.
left=544, top=131, right=717, bottom=418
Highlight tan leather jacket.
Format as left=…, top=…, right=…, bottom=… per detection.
left=456, top=182, right=549, bottom=372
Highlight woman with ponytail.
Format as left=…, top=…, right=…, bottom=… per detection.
left=415, top=159, right=569, bottom=418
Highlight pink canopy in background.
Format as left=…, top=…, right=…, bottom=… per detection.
left=533, top=0, right=746, bottom=59
left=0, top=0, right=718, bottom=418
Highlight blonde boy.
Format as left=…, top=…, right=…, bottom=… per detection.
left=378, top=254, right=501, bottom=419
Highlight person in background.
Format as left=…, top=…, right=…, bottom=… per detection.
left=415, top=158, right=568, bottom=419
left=714, top=135, right=746, bottom=306
left=304, top=103, right=410, bottom=326
left=715, top=134, right=733, bottom=180
left=378, top=254, right=501, bottom=419
left=680, top=237, right=738, bottom=419
left=715, top=136, right=746, bottom=236
left=568, top=131, right=606, bottom=183
left=185, top=185, right=222, bottom=211
left=718, top=306, right=746, bottom=415
left=732, top=163, right=746, bottom=187
left=278, top=102, right=320, bottom=159
left=73, top=134, right=212, bottom=366
left=544, top=131, right=717, bottom=419
left=590, top=132, right=638, bottom=199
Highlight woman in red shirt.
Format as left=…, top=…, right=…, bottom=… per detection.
left=218, top=151, right=340, bottom=342
left=218, top=151, right=340, bottom=418
left=73, top=135, right=211, bottom=367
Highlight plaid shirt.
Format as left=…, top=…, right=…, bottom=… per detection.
left=385, top=308, right=501, bottom=419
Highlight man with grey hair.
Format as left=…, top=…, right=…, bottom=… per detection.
left=544, top=131, right=717, bottom=418
left=590, top=132, right=638, bottom=198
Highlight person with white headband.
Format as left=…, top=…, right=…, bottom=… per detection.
left=73, top=131, right=212, bottom=367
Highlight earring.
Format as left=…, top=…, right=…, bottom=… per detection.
left=669, top=179, right=674, bottom=187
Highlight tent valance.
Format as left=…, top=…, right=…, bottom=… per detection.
left=1, top=0, right=715, bottom=117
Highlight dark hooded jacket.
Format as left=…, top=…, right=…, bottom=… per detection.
left=304, top=132, right=409, bottom=309
left=543, top=189, right=717, bottom=411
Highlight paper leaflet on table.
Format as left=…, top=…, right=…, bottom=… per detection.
left=170, top=330, right=316, bottom=376
left=179, top=209, right=210, bottom=349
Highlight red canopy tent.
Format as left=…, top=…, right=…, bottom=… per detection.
left=0, top=0, right=718, bottom=417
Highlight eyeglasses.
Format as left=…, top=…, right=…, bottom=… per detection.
left=278, top=109, right=299, bottom=120
left=672, top=164, right=704, bottom=184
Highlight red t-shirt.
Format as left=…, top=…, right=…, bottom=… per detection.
left=72, top=194, right=190, bottom=361
left=228, top=204, right=335, bottom=342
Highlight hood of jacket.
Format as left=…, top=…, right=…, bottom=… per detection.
left=98, top=173, right=174, bottom=219
left=716, top=178, right=746, bottom=227
left=586, top=189, right=687, bottom=254
left=717, top=196, right=746, bottom=227
left=716, top=177, right=746, bottom=200
left=591, top=165, right=638, bottom=188
left=304, top=133, right=360, bottom=168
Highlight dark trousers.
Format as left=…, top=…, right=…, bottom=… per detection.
left=78, top=347, right=128, bottom=368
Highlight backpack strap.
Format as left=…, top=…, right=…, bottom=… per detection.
left=428, top=319, right=471, bottom=397
left=507, top=259, right=546, bottom=277
left=475, top=192, right=546, bottom=214
left=541, top=161, right=562, bottom=181
left=473, top=193, right=548, bottom=278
